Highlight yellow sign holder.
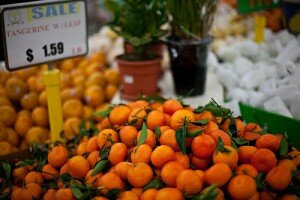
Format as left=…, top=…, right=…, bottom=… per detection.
left=253, top=14, right=266, bottom=43
left=43, top=62, right=65, bottom=143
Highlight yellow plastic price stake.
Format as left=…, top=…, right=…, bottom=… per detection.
left=43, top=63, right=65, bottom=143
left=253, top=14, right=266, bottom=43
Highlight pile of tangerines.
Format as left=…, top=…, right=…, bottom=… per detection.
left=0, top=51, right=120, bottom=156
left=2, top=98, right=300, bottom=200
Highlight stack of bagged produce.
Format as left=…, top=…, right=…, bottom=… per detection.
left=0, top=98, right=299, bottom=199
left=209, top=29, right=300, bottom=118
left=0, top=27, right=121, bottom=156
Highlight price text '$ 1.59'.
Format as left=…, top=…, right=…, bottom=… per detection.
left=26, top=42, right=64, bottom=63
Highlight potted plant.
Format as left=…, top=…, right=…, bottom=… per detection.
left=104, top=0, right=167, bottom=100
left=163, top=0, right=218, bottom=96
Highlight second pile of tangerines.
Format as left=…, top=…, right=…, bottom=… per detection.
left=7, top=99, right=300, bottom=200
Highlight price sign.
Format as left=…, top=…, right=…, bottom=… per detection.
left=0, top=0, right=88, bottom=71
left=238, top=0, right=281, bottom=14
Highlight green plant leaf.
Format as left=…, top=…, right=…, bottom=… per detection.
left=89, top=121, right=99, bottom=135
left=137, top=122, right=148, bottom=146
left=290, top=169, right=300, bottom=196
left=70, top=180, right=87, bottom=190
left=31, top=142, right=39, bottom=154
left=166, top=0, right=217, bottom=39
left=176, top=127, right=187, bottom=154
left=78, top=189, right=97, bottom=200
left=151, top=29, right=168, bottom=38
left=227, top=129, right=233, bottom=138
left=186, top=129, right=203, bottom=138
left=48, top=180, right=58, bottom=189
left=143, top=178, right=164, bottom=190
left=279, top=137, right=288, bottom=157
left=228, top=117, right=237, bottom=137
left=204, top=100, right=231, bottom=118
left=138, top=94, right=167, bottom=103
left=104, top=0, right=123, bottom=12
left=2, top=162, right=11, bottom=179
left=232, top=137, right=249, bottom=146
left=129, top=37, right=152, bottom=47
left=71, top=187, right=83, bottom=199
left=215, top=137, right=230, bottom=154
left=37, top=151, right=48, bottom=172
left=199, top=184, right=219, bottom=200
left=0, top=192, right=10, bottom=200
left=91, top=160, right=108, bottom=176
left=93, top=106, right=113, bottom=118
left=128, top=118, right=138, bottom=126
left=154, top=126, right=161, bottom=138
left=73, top=122, right=88, bottom=145
left=185, top=184, right=218, bottom=200
left=61, top=173, right=72, bottom=183
left=178, top=25, right=200, bottom=40
left=231, top=140, right=238, bottom=151
left=256, top=173, right=266, bottom=190
left=105, top=0, right=168, bottom=58
left=292, top=169, right=300, bottom=178
left=79, top=121, right=88, bottom=136
left=177, top=89, right=195, bottom=102
left=191, top=118, right=209, bottom=126
left=194, top=106, right=204, bottom=114
left=100, top=147, right=111, bottom=159
left=105, top=188, right=122, bottom=199
left=16, top=159, right=36, bottom=167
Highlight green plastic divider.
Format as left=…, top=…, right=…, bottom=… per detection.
left=239, top=103, right=300, bottom=150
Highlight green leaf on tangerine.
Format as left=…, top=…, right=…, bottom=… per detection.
left=71, top=187, right=83, bottom=199
left=93, top=106, right=113, bottom=118
left=185, top=184, right=218, bottom=200
left=186, top=129, right=203, bottom=138
left=194, top=106, right=204, bottom=114
left=191, top=118, right=209, bottom=126
left=91, top=160, right=108, bottom=176
left=143, top=178, right=164, bottom=190
left=154, top=126, right=161, bottom=138
left=137, top=122, right=148, bottom=146
left=61, top=173, right=72, bottom=183
left=176, top=127, right=187, bottom=154
left=232, top=137, right=249, bottom=146
left=100, top=147, right=111, bottom=159
left=256, top=173, right=266, bottom=190
left=215, top=137, right=230, bottom=154
left=279, top=136, right=288, bottom=157
left=106, top=188, right=122, bottom=199
left=2, top=162, right=11, bottom=179
left=128, top=118, right=138, bottom=126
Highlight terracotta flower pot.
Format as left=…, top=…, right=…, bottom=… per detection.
left=116, top=55, right=162, bottom=100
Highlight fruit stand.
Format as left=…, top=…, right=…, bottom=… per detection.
left=0, top=0, right=299, bottom=200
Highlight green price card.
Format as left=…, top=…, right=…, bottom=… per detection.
left=238, top=0, right=281, bottom=14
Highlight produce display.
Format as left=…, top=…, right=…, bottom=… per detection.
left=0, top=1, right=299, bottom=200
left=0, top=98, right=299, bottom=199
left=0, top=49, right=120, bottom=156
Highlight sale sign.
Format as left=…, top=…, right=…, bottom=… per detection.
left=0, top=0, right=88, bottom=71
left=238, top=0, right=281, bottom=14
